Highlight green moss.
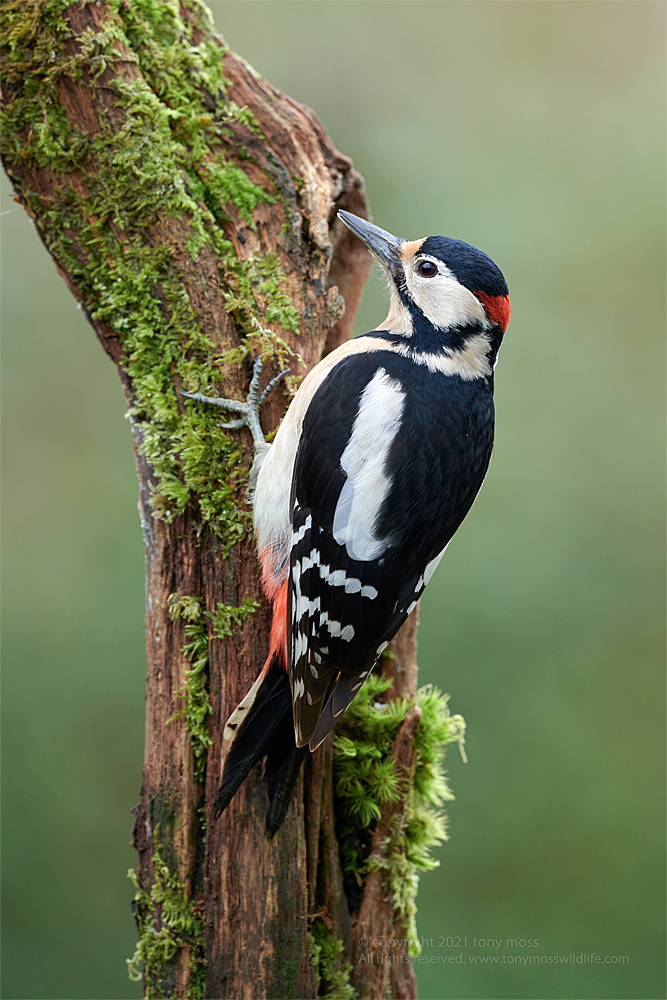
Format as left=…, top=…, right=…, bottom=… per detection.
left=167, top=592, right=259, bottom=780
left=221, top=251, right=303, bottom=381
left=211, top=597, right=260, bottom=638
left=127, top=835, right=206, bottom=999
left=0, top=0, right=302, bottom=552
left=333, top=675, right=466, bottom=955
left=167, top=594, right=212, bottom=779
left=167, top=593, right=203, bottom=624
left=202, top=159, right=274, bottom=228
left=308, top=918, right=356, bottom=1000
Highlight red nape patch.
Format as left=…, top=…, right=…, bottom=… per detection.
left=475, top=291, right=511, bottom=333
left=268, top=578, right=289, bottom=672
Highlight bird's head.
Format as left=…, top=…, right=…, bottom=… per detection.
left=338, top=210, right=510, bottom=373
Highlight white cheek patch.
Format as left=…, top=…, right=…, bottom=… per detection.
left=333, top=368, right=405, bottom=562
left=404, top=256, right=489, bottom=333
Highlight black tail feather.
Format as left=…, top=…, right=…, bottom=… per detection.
left=265, top=716, right=310, bottom=835
left=215, top=659, right=307, bottom=834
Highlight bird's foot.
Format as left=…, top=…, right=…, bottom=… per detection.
left=180, top=356, right=289, bottom=451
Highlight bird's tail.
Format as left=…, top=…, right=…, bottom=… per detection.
left=215, top=657, right=308, bottom=835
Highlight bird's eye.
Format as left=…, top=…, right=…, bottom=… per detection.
left=416, top=259, right=438, bottom=277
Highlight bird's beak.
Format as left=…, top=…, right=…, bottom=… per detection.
left=337, top=211, right=404, bottom=269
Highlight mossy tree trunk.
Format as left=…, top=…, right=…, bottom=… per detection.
left=0, top=3, right=438, bottom=998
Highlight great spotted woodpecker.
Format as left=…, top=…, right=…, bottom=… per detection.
left=185, top=211, right=510, bottom=832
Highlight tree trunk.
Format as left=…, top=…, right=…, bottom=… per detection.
left=1, top=4, right=463, bottom=997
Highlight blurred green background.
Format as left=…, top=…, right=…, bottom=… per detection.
left=2, top=2, right=664, bottom=998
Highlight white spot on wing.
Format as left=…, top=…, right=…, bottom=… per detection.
left=318, top=564, right=378, bottom=599
left=424, top=545, right=448, bottom=585
left=294, top=593, right=321, bottom=618
left=291, top=514, right=312, bottom=545
left=300, top=548, right=321, bottom=573
left=333, top=369, right=405, bottom=561
left=318, top=612, right=355, bottom=641
left=293, top=630, right=308, bottom=665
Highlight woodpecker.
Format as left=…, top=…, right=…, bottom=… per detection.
left=185, top=211, right=510, bottom=832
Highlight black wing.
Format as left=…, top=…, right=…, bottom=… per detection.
left=288, top=347, right=494, bottom=748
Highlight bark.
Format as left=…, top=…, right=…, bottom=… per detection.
left=1, top=3, right=419, bottom=997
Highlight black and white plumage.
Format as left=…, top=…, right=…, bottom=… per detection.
left=208, top=211, right=510, bottom=830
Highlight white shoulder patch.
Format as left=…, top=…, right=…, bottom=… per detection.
left=333, top=368, right=405, bottom=561
left=253, top=335, right=392, bottom=566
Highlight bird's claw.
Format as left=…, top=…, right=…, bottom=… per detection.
left=218, top=417, right=249, bottom=431
left=179, top=357, right=289, bottom=451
